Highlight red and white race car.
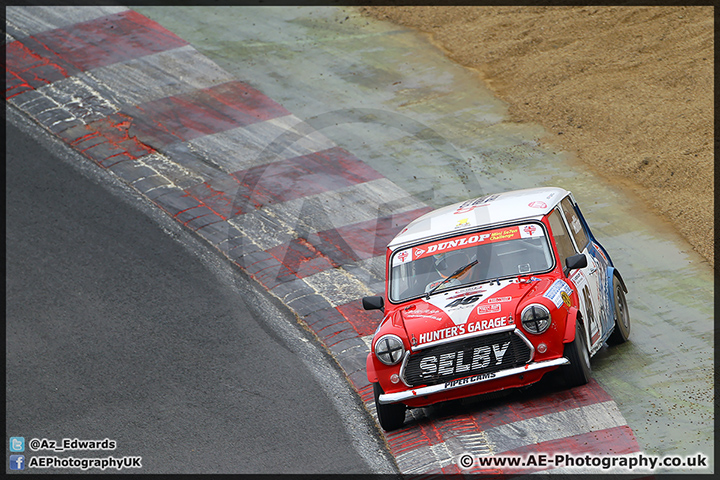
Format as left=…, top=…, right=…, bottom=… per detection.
left=363, top=187, right=630, bottom=431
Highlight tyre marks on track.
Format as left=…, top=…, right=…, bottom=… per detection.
left=5, top=6, right=640, bottom=474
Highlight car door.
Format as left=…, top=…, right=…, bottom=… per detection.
left=547, top=207, right=599, bottom=354
left=558, top=196, right=609, bottom=353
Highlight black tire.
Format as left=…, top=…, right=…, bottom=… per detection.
left=607, top=275, right=631, bottom=345
left=373, top=382, right=406, bottom=431
left=562, top=319, right=591, bottom=387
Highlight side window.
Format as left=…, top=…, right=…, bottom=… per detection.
left=560, top=197, right=590, bottom=251
left=548, top=209, right=577, bottom=263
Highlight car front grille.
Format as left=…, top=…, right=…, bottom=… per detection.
left=402, top=330, right=532, bottom=387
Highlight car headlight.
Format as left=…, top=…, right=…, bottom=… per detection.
left=521, top=304, right=551, bottom=334
left=374, top=334, right=405, bottom=365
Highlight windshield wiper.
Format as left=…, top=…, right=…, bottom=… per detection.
left=425, top=260, right=478, bottom=299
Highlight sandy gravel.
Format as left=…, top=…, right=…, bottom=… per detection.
left=361, top=6, right=713, bottom=267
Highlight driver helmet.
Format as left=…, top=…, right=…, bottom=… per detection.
left=433, top=250, right=473, bottom=280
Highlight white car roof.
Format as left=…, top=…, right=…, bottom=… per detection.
left=388, top=187, right=569, bottom=249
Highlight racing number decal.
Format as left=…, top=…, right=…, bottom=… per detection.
left=589, top=242, right=613, bottom=334
left=581, top=286, right=594, bottom=326
left=445, top=295, right=482, bottom=309
left=571, top=269, right=601, bottom=349
left=582, top=285, right=600, bottom=344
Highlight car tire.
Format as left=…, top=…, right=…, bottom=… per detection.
left=562, top=319, right=591, bottom=387
left=373, top=382, right=406, bottom=431
left=607, top=275, right=631, bottom=345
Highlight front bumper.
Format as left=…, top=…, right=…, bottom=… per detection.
left=378, top=357, right=569, bottom=404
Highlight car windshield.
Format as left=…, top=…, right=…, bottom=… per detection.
left=389, top=223, right=554, bottom=302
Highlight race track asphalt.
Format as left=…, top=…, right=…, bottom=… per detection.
left=5, top=108, right=396, bottom=474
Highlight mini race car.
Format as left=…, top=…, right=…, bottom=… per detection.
left=363, top=187, right=630, bottom=431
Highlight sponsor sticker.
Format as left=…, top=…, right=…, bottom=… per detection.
left=404, top=308, right=445, bottom=322
left=487, top=296, right=512, bottom=303
left=418, top=325, right=466, bottom=344
left=454, top=194, right=500, bottom=214
left=417, top=315, right=511, bottom=345
left=476, top=304, right=502, bottom=315
left=570, top=215, right=583, bottom=234
left=413, top=226, right=523, bottom=261
left=592, top=242, right=609, bottom=263
left=467, top=316, right=510, bottom=332
left=528, top=201, right=547, bottom=208
left=444, top=372, right=496, bottom=388
left=560, top=292, right=572, bottom=308
left=455, top=218, right=471, bottom=229
left=519, top=223, right=545, bottom=238
left=569, top=269, right=586, bottom=291
left=446, top=286, right=487, bottom=299
left=417, top=340, right=511, bottom=378
left=392, top=248, right=413, bottom=266
left=561, top=291, right=572, bottom=308
left=544, top=279, right=574, bottom=308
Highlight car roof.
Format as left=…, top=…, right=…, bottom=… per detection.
left=388, top=187, right=569, bottom=249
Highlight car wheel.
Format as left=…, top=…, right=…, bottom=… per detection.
left=562, top=319, right=591, bottom=387
left=373, top=382, right=406, bottom=431
left=607, top=275, right=630, bottom=345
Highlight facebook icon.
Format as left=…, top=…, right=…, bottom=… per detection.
left=10, top=455, right=25, bottom=470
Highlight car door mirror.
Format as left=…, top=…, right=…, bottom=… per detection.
left=564, top=253, right=587, bottom=276
left=362, top=296, right=384, bottom=311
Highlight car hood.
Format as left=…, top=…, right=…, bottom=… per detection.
left=398, top=277, right=552, bottom=347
